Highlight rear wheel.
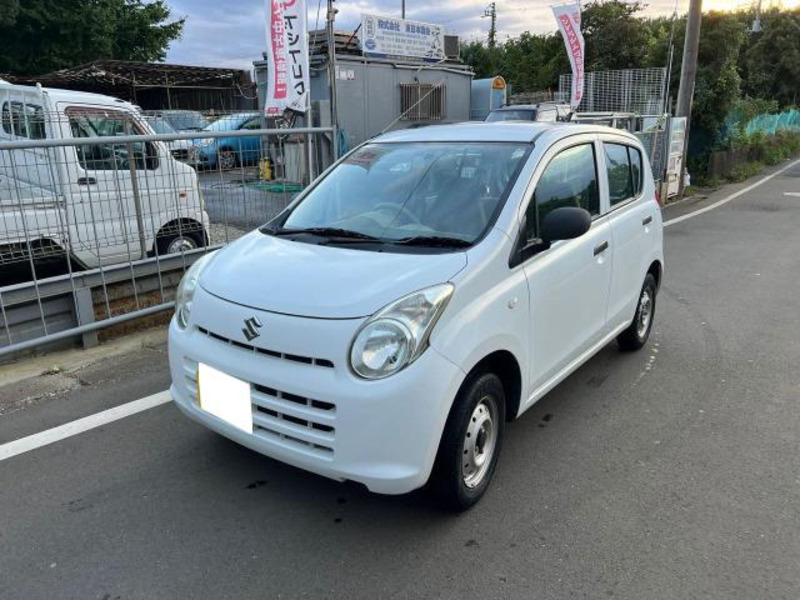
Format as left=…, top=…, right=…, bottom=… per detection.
left=430, top=372, right=505, bottom=511
left=218, top=148, right=237, bottom=171
left=617, top=273, right=657, bottom=351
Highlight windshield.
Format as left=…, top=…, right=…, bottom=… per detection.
left=162, top=112, right=210, bottom=131
left=486, top=109, right=536, bottom=122
left=276, top=142, right=529, bottom=246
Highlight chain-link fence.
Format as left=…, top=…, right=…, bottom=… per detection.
left=0, top=112, right=333, bottom=357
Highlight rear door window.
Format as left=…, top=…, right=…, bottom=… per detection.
left=603, top=142, right=644, bottom=206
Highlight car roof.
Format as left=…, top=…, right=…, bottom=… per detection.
left=491, top=103, right=570, bottom=111
left=374, top=122, right=633, bottom=144
left=154, top=109, right=202, bottom=114
left=213, top=112, right=260, bottom=121
left=42, top=87, right=138, bottom=111
left=492, top=105, right=539, bottom=111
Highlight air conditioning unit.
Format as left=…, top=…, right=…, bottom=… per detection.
left=444, top=35, right=460, bottom=60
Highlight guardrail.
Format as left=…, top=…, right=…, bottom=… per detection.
left=0, top=122, right=334, bottom=359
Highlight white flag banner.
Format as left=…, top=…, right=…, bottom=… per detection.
left=552, top=2, right=585, bottom=110
left=265, top=0, right=310, bottom=115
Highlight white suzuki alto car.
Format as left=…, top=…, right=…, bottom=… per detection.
left=169, top=122, right=663, bottom=510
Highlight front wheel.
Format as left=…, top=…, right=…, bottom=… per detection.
left=156, top=229, right=205, bottom=256
left=430, top=372, right=505, bottom=511
left=617, top=273, right=657, bottom=351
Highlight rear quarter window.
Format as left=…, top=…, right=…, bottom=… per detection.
left=1, top=101, right=46, bottom=139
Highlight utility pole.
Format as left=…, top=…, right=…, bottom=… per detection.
left=401, top=0, right=405, bottom=19
left=326, top=0, right=340, bottom=160
left=750, top=0, right=763, bottom=32
left=484, top=2, right=497, bottom=49
left=675, top=0, right=702, bottom=195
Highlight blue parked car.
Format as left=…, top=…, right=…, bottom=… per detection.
left=191, top=113, right=263, bottom=170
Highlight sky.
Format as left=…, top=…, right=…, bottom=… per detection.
left=164, top=0, right=795, bottom=73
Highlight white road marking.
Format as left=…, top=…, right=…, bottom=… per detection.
left=664, top=157, right=800, bottom=227
left=3, top=159, right=800, bottom=459
left=784, top=192, right=800, bottom=197
left=0, top=390, right=171, bottom=462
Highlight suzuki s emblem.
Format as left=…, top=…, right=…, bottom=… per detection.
left=242, top=316, right=263, bottom=341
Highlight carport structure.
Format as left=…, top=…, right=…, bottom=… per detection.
left=11, top=60, right=257, bottom=112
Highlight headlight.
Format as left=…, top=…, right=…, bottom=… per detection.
left=175, top=252, right=214, bottom=329
left=350, top=283, right=454, bottom=379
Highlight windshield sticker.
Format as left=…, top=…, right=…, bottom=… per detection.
left=348, top=146, right=390, bottom=170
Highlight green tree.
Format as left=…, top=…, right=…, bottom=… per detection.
left=459, top=2, right=799, bottom=155
left=460, top=41, right=493, bottom=80
left=0, top=0, right=184, bottom=76
left=691, top=12, right=746, bottom=137
left=741, top=8, right=800, bottom=107
left=580, top=0, right=652, bottom=72
left=0, top=0, right=20, bottom=27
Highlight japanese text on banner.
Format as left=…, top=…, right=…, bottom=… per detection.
left=265, top=0, right=310, bottom=115
left=552, top=3, right=585, bottom=110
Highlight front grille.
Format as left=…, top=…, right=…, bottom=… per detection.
left=183, top=358, right=336, bottom=459
left=197, top=326, right=334, bottom=368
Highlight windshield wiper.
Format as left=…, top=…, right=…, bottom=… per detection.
left=392, top=235, right=473, bottom=248
left=271, top=227, right=382, bottom=242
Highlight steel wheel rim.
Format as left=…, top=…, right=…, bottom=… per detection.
left=219, top=150, right=235, bottom=170
left=462, top=396, right=498, bottom=489
left=167, top=237, right=197, bottom=253
left=637, top=289, right=653, bottom=339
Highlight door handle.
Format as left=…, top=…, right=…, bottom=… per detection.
left=642, top=215, right=653, bottom=226
left=593, top=241, right=609, bottom=256
left=77, top=177, right=97, bottom=186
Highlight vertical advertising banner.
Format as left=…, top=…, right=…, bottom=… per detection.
left=265, top=0, right=310, bottom=115
left=552, top=2, right=585, bottom=110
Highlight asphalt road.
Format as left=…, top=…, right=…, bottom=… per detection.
left=2, top=161, right=800, bottom=599
left=198, top=169, right=298, bottom=232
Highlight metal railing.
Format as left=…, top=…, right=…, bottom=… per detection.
left=0, top=123, right=334, bottom=357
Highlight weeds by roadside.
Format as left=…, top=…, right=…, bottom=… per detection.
left=693, top=130, right=800, bottom=186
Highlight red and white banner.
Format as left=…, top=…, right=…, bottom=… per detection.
left=265, top=0, right=310, bottom=115
left=552, top=2, right=585, bottom=110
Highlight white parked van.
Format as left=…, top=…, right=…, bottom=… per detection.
left=169, top=122, right=663, bottom=510
left=0, top=83, right=209, bottom=269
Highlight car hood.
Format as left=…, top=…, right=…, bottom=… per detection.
left=199, top=231, right=468, bottom=319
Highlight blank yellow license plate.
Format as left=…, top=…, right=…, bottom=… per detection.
left=197, top=363, right=253, bottom=434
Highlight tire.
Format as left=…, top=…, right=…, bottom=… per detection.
left=156, top=228, right=205, bottom=256
left=217, top=148, right=237, bottom=171
left=430, top=372, right=506, bottom=512
left=617, top=273, right=657, bottom=351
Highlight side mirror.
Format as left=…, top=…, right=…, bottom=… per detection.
left=540, top=206, right=592, bottom=243
left=510, top=206, right=593, bottom=267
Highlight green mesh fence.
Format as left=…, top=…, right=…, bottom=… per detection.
left=743, top=109, right=800, bottom=136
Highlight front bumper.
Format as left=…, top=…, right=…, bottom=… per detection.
left=168, top=289, right=465, bottom=494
